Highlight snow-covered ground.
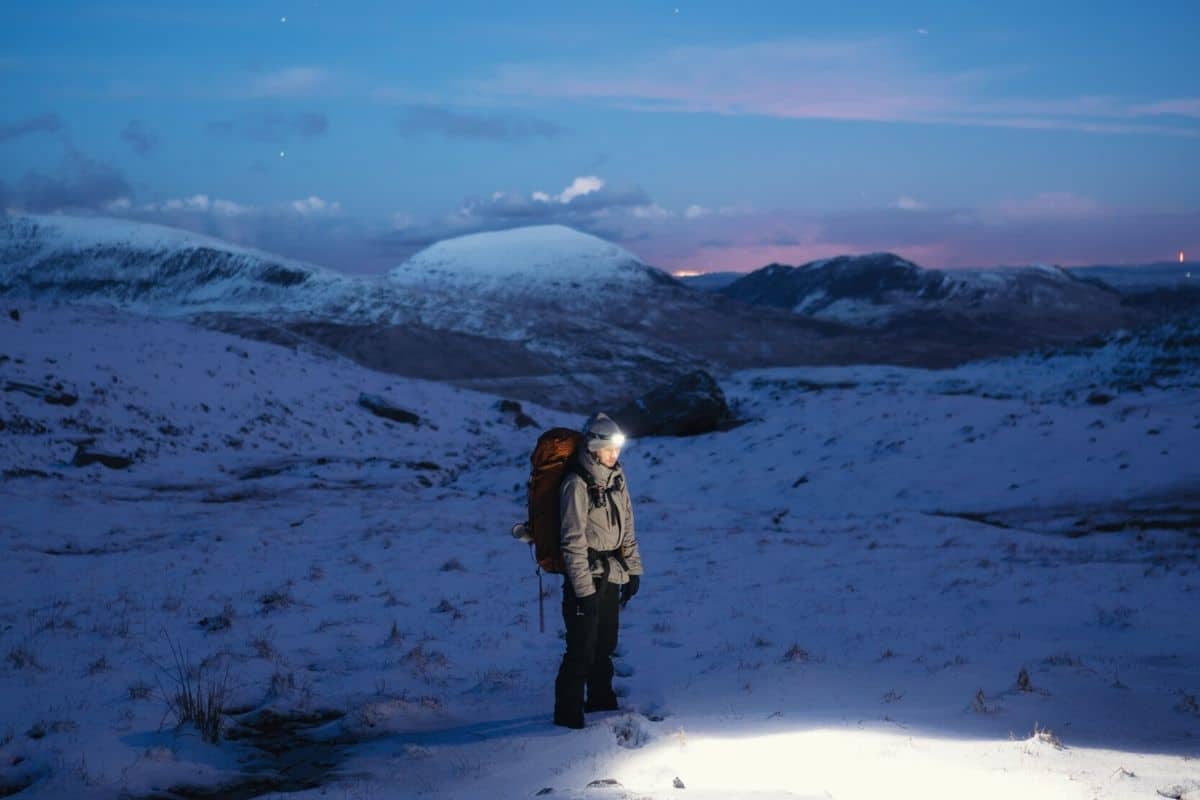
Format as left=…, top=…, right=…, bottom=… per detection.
left=2, top=303, right=1198, bottom=799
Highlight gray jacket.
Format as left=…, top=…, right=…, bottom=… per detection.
left=559, top=451, right=644, bottom=598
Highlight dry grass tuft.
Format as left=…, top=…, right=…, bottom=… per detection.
left=156, top=633, right=230, bottom=743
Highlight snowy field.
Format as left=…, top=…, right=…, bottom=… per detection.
left=2, top=303, right=1199, bottom=799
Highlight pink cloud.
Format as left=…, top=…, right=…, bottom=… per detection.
left=476, top=38, right=1199, bottom=137
left=991, top=192, right=1105, bottom=220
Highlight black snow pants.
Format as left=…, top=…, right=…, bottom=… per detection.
left=554, top=577, right=620, bottom=724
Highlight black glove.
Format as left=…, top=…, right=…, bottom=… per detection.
left=576, top=593, right=600, bottom=617
left=621, top=575, right=640, bottom=606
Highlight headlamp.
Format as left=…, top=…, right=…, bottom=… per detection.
left=588, top=431, right=626, bottom=449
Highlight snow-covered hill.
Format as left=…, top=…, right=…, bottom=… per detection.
left=1, top=301, right=1197, bottom=799
left=0, top=214, right=384, bottom=320
left=379, top=224, right=686, bottom=345
left=390, top=225, right=674, bottom=294
left=720, top=252, right=1126, bottom=328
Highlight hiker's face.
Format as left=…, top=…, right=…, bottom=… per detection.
left=596, top=446, right=620, bottom=468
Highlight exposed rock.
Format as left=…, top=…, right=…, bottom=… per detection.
left=3, top=380, right=78, bottom=406
left=3, top=468, right=54, bottom=480
left=586, top=778, right=622, bottom=789
left=612, top=370, right=736, bottom=438
left=357, top=392, right=420, bottom=426
left=198, top=608, right=233, bottom=633
left=2, top=416, right=49, bottom=435
left=72, top=444, right=133, bottom=469
left=498, top=399, right=539, bottom=429
left=8, top=309, right=18, bottom=322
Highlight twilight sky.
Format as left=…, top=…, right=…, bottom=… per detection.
left=2, top=0, right=1198, bottom=273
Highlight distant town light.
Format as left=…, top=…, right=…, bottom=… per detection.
left=1180, top=250, right=1186, bottom=264
left=673, top=269, right=703, bottom=278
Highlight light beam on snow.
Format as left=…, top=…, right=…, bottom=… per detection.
left=612, top=727, right=1090, bottom=799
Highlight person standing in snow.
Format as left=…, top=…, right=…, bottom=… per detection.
left=554, top=413, right=644, bottom=729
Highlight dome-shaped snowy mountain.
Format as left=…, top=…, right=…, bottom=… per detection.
left=388, top=225, right=674, bottom=296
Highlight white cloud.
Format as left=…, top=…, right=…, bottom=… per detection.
left=893, top=196, right=927, bottom=211
left=529, top=176, right=607, bottom=205
left=248, top=67, right=330, bottom=98
left=557, top=175, right=604, bottom=204
left=162, top=194, right=212, bottom=212
left=685, top=204, right=712, bottom=219
left=142, top=194, right=336, bottom=219
left=213, top=198, right=255, bottom=216
left=291, top=195, right=341, bottom=216
left=631, top=203, right=673, bottom=219
left=147, top=194, right=256, bottom=216
left=1131, top=97, right=1200, bottom=118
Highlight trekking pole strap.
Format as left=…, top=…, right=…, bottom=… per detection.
left=537, top=567, right=545, bottom=634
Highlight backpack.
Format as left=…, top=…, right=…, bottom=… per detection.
left=524, top=427, right=584, bottom=574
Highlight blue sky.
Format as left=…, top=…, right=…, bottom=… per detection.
left=2, top=0, right=1198, bottom=272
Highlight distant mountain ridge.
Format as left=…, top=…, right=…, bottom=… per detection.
left=717, top=252, right=1125, bottom=328
left=0, top=214, right=1178, bottom=410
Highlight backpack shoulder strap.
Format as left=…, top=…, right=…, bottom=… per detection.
left=566, top=457, right=597, bottom=488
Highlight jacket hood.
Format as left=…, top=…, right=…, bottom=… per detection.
left=574, top=448, right=623, bottom=487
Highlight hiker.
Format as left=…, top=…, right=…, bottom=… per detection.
left=554, top=413, right=644, bottom=729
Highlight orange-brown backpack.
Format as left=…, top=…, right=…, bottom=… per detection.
left=526, top=427, right=584, bottom=574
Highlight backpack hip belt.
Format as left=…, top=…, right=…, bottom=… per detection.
left=587, top=547, right=629, bottom=579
